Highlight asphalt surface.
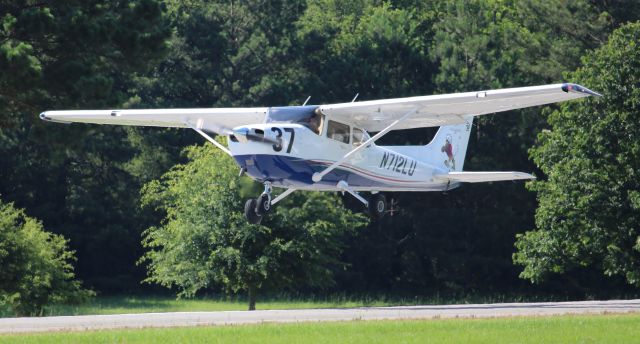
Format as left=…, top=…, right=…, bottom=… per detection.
left=1, top=299, right=638, bottom=333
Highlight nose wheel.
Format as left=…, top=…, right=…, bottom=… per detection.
left=256, top=193, right=271, bottom=215
left=244, top=193, right=271, bottom=224
left=244, top=182, right=275, bottom=224
left=244, top=198, right=263, bottom=224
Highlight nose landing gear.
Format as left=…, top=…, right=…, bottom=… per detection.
left=244, top=198, right=263, bottom=224
left=244, top=182, right=273, bottom=224
left=244, top=183, right=297, bottom=224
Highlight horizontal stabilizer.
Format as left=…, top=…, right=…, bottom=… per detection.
left=435, top=171, right=535, bottom=183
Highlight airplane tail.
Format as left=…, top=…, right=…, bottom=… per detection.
left=422, top=116, right=535, bottom=182
left=423, top=116, right=473, bottom=172
left=384, top=116, right=534, bottom=183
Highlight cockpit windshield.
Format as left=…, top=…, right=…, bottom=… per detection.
left=265, top=105, right=323, bottom=135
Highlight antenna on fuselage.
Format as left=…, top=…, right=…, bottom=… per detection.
left=302, top=96, right=311, bottom=106
left=351, top=93, right=359, bottom=102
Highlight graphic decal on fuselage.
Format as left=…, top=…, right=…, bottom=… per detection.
left=379, top=151, right=417, bottom=176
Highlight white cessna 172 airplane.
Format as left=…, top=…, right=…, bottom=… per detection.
left=41, top=83, right=600, bottom=223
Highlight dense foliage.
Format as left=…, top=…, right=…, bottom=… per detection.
left=0, top=0, right=170, bottom=292
left=0, top=199, right=92, bottom=316
left=0, top=0, right=639, bottom=311
left=515, top=23, right=640, bottom=286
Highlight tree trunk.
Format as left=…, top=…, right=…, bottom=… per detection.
left=248, top=285, right=256, bottom=311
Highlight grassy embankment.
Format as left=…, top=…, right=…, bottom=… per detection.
left=0, top=293, right=577, bottom=317
left=1, top=314, right=639, bottom=344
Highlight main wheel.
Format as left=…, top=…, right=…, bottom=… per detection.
left=368, top=193, right=387, bottom=220
left=244, top=199, right=262, bottom=224
left=256, top=194, right=271, bottom=215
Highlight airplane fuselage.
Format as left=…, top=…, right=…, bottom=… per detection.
left=229, top=123, right=452, bottom=192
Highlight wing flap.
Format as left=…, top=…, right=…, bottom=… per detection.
left=435, top=171, right=535, bottom=183
left=319, top=83, right=600, bottom=131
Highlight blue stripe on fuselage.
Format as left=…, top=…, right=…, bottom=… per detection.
left=234, top=154, right=401, bottom=188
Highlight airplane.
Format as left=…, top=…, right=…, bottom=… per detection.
left=40, top=83, right=600, bottom=224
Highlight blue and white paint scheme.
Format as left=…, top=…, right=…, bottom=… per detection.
left=229, top=118, right=467, bottom=192
left=40, top=83, right=600, bottom=222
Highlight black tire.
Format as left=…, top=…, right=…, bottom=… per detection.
left=244, top=199, right=262, bottom=224
left=368, top=193, right=387, bottom=220
left=256, top=194, right=271, bottom=215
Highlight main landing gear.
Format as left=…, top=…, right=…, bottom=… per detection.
left=368, top=193, right=387, bottom=220
left=243, top=180, right=395, bottom=223
left=337, top=181, right=397, bottom=220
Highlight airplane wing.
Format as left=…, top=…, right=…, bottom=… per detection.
left=39, top=108, right=268, bottom=131
left=435, top=171, right=535, bottom=183
left=318, top=83, right=600, bottom=132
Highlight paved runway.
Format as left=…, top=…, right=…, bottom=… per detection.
left=1, top=299, right=638, bottom=333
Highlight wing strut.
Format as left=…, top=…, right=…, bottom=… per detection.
left=184, top=120, right=232, bottom=156
left=312, top=108, right=417, bottom=182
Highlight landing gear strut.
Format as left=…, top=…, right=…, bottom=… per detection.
left=336, top=181, right=397, bottom=221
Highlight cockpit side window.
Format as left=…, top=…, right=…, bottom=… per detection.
left=352, top=127, right=370, bottom=146
left=327, top=120, right=350, bottom=144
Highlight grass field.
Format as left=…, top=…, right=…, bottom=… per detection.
left=1, top=314, right=638, bottom=344
left=1, top=294, right=579, bottom=318
left=4, top=295, right=400, bottom=317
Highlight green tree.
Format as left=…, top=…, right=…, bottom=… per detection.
left=515, top=22, right=640, bottom=286
left=317, top=0, right=621, bottom=295
left=295, top=0, right=436, bottom=103
left=431, top=0, right=611, bottom=91
left=129, top=0, right=307, bottom=108
left=0, top=0, right=170, bottom=291
left=0, top=198, right=92, bottom=316
left=140, top=144, right=366, bottom=310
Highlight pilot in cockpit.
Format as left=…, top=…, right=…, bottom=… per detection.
left=306, top=113, right=322, bottom=135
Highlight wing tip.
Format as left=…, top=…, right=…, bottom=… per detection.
left=39, top=111, right=72, bottom=124
left=561, top=83, right=602, bottom=97
left=519, top=172, right=536, bottom=180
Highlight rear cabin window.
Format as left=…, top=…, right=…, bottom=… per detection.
left=327, top=120, right=350, bottom=144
